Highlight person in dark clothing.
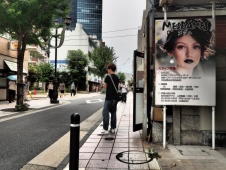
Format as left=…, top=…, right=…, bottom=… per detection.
left=48, top=81, right=54, bottom=102
left=99, top=62, right=119, bottom=135
left=8, top=80, right=16, bottom=103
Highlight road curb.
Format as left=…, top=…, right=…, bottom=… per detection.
left=19, top=108, right=103, bottom=170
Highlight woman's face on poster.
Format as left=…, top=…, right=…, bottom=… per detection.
left=169, top=34, right=201, bottom=70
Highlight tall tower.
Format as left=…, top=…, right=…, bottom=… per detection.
left=70, top=0, right=103, bottom=40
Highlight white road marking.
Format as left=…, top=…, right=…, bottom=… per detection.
left=86, top=99, right=103, bottom=103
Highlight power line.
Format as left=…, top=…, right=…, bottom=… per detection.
left=102, top=27, right=140, bottom=33
left=63, top=26, right=141, bottom=38
left=62, top=34, right=138, bottom=41
left=103, top=34, right=137, bottom=38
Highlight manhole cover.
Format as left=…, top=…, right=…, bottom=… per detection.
left=105, top=137, right=114, bottom=140
left=116, top=150, right=153, bottom=164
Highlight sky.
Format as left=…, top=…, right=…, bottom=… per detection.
left=102, top=0, right=146, bottom=74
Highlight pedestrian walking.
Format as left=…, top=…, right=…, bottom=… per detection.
left=59, top=82, right=65, bottom=98
left=48, top=81, right=54, bottom=102
left=71, top=82, right=76, bottom=96
left=99, top=62, right=119, bottom=135
left=8, top=80, right=16, bottom=103
left=89, top=84, right=92, bottom=92
left=121, top=81, right=127, bottom=103
left=23, top=77, right=30, bottom=101
left=93, top=85, right=96, bottom=92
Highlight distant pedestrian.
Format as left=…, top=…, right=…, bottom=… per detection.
left=89, top=84, right=92, bottom=92
left=99, top=62, right=119, bottom=135
left=93, top=85, right=96, bottom=92
left=8, top=80, right=16, bottom=103
left=74, top=85, right=77, bottom=95
left=23, top=77, right=30, bottom=101
left=48, top=81, right=54, bottom=102
left=59, top=82, right=65, bottom=98
left=71, top=82, right=76, bottom=96
left=121, top=81, right=127, bottom=103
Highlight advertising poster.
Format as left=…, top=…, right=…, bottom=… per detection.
left=50, top=60, right=68, bottom=71
left=155, top=18, right=216, bottom=106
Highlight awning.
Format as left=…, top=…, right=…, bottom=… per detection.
left=4, top=60, right=27, bottom=73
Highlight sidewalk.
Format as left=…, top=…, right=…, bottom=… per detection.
left=63, top=92, right=160, bottom=170
left=63, top=92, right=226, bottom=170
left=0, top=92, right=101, bottom=118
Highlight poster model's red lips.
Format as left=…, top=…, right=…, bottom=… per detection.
left=184, top=59, right=194, bottom=64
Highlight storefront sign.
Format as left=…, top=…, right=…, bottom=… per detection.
left=155, top=18, right=216, bottom=106
left=50, top=60, right=68, bottom=71
left=9, top=40, right=18, bottom=50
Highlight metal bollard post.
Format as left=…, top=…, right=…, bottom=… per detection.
left=69, top=113, right=80, bottom=170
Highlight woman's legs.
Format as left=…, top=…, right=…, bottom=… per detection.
left=12, top=90, right=15, bottom=102
left=8, top=90, right=12, bottom=103
left=122, top=93, right=127, bottom=102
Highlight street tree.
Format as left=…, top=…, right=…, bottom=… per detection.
left=28, top=64, right=39, bottom=87
left=91, top=46, right=117, bottom=78
left=36, top=63, right=54, bottom=83
left=67, top=50, right=89, bottom=90
left=117, top=72, right=126, bottom=83
left=0, top=0, right=71, bottom=105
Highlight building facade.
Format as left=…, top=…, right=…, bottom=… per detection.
left=70, top=0, right=103, bottom=40
left=49, top=23, right=102, bottom=92
left=135, top=0, right=226, bottom=147
left=0, top=34, right=47, bottom=100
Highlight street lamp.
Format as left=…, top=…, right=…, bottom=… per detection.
left=49, top=16, right=72, bottom=103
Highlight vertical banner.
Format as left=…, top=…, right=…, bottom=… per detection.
left=155, top=18, right=216, bottom=106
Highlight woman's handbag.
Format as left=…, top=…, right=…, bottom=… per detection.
left=9, top=82, right=16, bottom=91
left=116, top=91, right=122, bottom=102
left=109, top=75, right=122, bottom=102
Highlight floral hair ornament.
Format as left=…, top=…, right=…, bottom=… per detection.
left=178, top=29, right=192, bottom=36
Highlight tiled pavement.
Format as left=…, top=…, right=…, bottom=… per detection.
left=63, top=92, right=226, bottom=170
left=64, top=93, right=160, bottom=170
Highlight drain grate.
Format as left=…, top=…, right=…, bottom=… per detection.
left=116, top=150, right=153, bottom=164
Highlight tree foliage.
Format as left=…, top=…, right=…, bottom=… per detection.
left=36, top=63, right=54, bottom=82
left=91, top=46, right=118, bottom=78
left=67, top=50, right=89, bottom=90
left=28, top=64, right=39, bottom=86
left=117, top=72, right=126, bottom=83
left=0, top=0, right=71, bottom=105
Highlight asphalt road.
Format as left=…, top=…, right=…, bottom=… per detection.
left=0, top=94, right=105, bottom=170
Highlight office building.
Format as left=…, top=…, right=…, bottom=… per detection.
left=70, top=0, right=102, bottom=40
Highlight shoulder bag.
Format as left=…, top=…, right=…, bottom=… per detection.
left=109, top=74, right=122, bottom=102
left=9, top=82, right=16, bottom=91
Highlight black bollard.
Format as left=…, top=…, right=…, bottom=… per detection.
left=69, top=113, right=80, bottom=170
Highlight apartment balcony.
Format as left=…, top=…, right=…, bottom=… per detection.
left=26, top=44, right=47, bottom=58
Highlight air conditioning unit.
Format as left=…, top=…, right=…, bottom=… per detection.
left=159, top=0, right=173, bottom=7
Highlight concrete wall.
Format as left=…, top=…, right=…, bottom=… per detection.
left=200, top=82, right=226, bottom=131
left=200, top=17, right=226, bottom=131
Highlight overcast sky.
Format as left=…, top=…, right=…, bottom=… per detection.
left=102, top=0, right=146, bottom=73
